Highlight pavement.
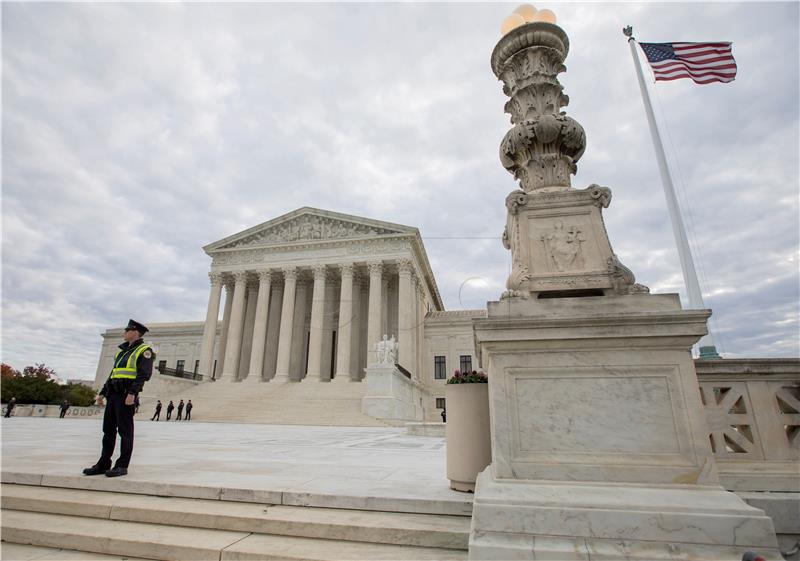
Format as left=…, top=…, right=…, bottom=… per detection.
left=1, top=417, right=472, bottom=515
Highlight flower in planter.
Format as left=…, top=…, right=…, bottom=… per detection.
left=446, top=369, right=488, bottom=384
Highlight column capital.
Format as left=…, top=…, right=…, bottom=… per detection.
left=209, top=272, right=224, bottom=287
left=397, top=258, right=415, bottom=276
left=223, top=276, right=235, bottom=291
left=338, top=263, right=355, bottom=277
left=257, top=269, right=273, bottom=282
left=367, top=261, right=384, bottom=276
left=282, top=267, right=298, bottom=282
left=311, top=265, right=328, bottom=280
left=232, top=270, right=249, bottom=284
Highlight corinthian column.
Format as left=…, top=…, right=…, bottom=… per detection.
left=366, top=261, right=383, bottom=364
left=246, top=270, right=272, bottom=383
left=333, top=263, right=355, bottom=382
left=305, top=265, right=328, bottom=382
left=214, top=280, right=234, bottom=379
left=222, top=271, right=248, bottom=380
left=273, top=267, right=297, bottom=383
left=198, top=272, right=223, bottom=379
left=415, top=277, right=426, bottom=381
left=397, top=259, right=415, bottom=371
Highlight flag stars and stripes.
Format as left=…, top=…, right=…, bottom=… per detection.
left=639, top=42, right=737, bottom=84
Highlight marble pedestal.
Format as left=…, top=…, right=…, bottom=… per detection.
left=361, top=364, right=425, bottom=422
left=469, top=294, right=780, bottom=560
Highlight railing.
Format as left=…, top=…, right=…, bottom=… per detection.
left=395, top=363, right=413, bottom=380
left=156, top=365, right=204, bottom=382
left=695, top=358, right=799, bottom=492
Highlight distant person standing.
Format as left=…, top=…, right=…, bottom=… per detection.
left=176, top=399, right=184, bottom=421
left=441, top=408, right=446, bottom=423
left=185, top=400, right=193, bottom=421
left=4, top=397, right=16, bottom=418
left=151, top=400, right=162, bottom=421
left=82, top=319, right=154, bottom=478
left=60, top=399, right=70, bottom=418
left=166, top=400, right=175, bottom=421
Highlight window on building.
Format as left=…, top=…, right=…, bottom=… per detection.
left=435, top=398, right=446, bottom=409
left=158, top=360, right=166, bottom=372
left=194, top=360, right=199, bottom=374
left=434, top=356, right=446, bottom=379
left=459, top=355, right=472, bottom=372
left=176, top=360, right=185, bottom=374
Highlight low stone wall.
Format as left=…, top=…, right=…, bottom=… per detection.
left=2, top=404, right=104, bottom=419
left=406, top=422, right=446, bottom=437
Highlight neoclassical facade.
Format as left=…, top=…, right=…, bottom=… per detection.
left=95, top=208, right=483, bottom=418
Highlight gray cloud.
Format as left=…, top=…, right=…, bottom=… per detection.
left=2, top=2, right=798, bottom=378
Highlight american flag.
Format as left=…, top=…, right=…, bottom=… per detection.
left=639, top=42, right=737, bottom=84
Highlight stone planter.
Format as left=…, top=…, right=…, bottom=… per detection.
left=446, top=383, right=491, bottom=492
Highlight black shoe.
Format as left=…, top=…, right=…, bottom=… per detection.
left=105, top=466, right=128, bottom=477
left=82, top=464, right=110, bottom=476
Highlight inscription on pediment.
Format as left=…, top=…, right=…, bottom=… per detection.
left=221, top=215, right=402, bottom=249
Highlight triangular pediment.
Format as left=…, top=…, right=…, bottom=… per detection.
left=205, top=208, right=415, bottom=252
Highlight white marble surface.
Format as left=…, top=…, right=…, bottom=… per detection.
left=469, top=470, right=781, bottom=560
left=1, top=417, right=470, bottom=516
left=362, top=365, right=425, bottom=421
left=514, top=372, right=677, bottom=454
left=476, top=295, right=719, bottom=486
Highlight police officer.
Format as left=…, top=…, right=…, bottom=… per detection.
left=83, top=319, right=154, bottom=478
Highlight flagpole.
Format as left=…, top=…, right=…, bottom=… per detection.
left=623, top=26, right=720, bottom=359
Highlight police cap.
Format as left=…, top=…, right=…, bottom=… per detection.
left=124, top=319, right=149, bottom=335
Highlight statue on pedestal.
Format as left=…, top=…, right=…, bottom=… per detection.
left=374, top=334, right=398, bottom=365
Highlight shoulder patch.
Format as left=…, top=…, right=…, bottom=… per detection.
left=143, top=350, right=152, bottom=359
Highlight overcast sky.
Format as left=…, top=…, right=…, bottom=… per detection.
left=2, top=2, right=798, bottom=380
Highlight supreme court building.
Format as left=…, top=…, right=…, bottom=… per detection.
left=94, top=207, right=483, bottom=421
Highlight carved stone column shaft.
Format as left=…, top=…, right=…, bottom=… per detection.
left=273, top=268, right=297, bottom=382
left=334, top=264, right=355, bottom=382
left=222, top=271, right=249, bottom=380
left=215, top=281, right=235, bottom=379
left=198, top=273, right=223, bottom=379
left=305, top=266, right=328, bottom=381
left=366, top=262, right=383, bottom=365
left=397, top=259, right=415, bottom=371
left=246, top=270, right=272, bottom=382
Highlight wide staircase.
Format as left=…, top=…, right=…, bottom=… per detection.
left=1, top=482, right=469, bottom=560
left=145, top=377, right=390, bottom=426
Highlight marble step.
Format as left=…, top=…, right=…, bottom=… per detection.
left=2, top=484, right=470, bottom=549
left=2, top=472, right=473, bottom=517
left=1, top=542, right=157, bottom=561
left=2, top=510, right=468, bottom=561
left=149, top=379, right=389, bottom=426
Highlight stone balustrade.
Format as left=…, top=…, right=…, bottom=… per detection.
left=695, top=358, right=799, bottom=493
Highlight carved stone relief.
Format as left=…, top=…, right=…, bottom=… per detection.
left=541, top=221, right=586, bottom=272
left=220, top=215, right=402, bottom=249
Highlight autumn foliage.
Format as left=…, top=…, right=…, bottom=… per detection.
left=1, top=363, right=96, bottom=406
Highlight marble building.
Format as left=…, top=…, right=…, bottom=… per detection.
left=94, top=207, right=483, bottom=419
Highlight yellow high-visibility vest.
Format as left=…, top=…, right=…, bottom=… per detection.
left=110, top=343, right=153, bottom=380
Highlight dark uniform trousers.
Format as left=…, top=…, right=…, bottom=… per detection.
left=100, top=391, right=136, bottom=469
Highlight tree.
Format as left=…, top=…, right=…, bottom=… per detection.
left=22, top=364, right=58, bottom=380
left=65, top=383, right=97, bottom=407
left=1, top=363, right=61, bottom=404
left=1, top=363, right=97, bottom=406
